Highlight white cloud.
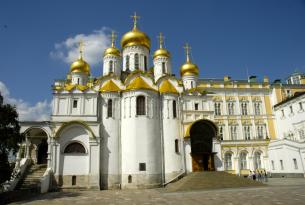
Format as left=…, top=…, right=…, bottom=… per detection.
left=50, top=27, right=111, bottom=66
left=0, top=81, right=51, bottom=121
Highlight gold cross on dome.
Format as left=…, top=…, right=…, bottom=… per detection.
left=79, top=39, right=84, bottom=59
left=131, top=12, right=140, bottom=29
left=157, top=32, right=164, bottom=49
left=111, top=31, right=117, bottom=47
left=183, top=43, right=191, bottom=62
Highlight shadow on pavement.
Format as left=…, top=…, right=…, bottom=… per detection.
left=0, top=190, right=81, bottom=204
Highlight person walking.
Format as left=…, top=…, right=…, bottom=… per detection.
left=264, top=170, right=268, bottom=182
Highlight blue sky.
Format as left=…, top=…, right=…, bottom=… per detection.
left=0, top=0, right=305, bottom=120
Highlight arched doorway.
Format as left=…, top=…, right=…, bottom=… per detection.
left=25, top=127, right=48, bottom=165
left=190, top=119, right=217, bottom=171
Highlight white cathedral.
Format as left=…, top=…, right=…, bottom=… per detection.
left=19, top=14, right=305, bottom=190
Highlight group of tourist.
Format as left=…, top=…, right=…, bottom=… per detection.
left=249, top=170, right=268, bottom=182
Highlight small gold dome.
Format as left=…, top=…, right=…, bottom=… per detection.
left=70, top=58, right=90, bottom=75
left=104, top=47, right=120, bottom=57
left=153, top=48, right=170, bottom=59
left=121, top=28, right=150, bottom=49
left=180, top=62, right=199, bottom=76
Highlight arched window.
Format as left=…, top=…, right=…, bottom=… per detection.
left=224, top=152, right=232, bottom=170
left=125, top=55, right=130, bottom=71
left=109, top=60, right=113, bottom=73
left=240, top=152, right=247, bottom=170
left=254, top=152, right=262, bottom=170
left=136, top=96, right=145, bottom=115
left=134, top=53, right=139, bottom=69
left=173, top=100, right=177, bottom=118
left=162, top=62, right=166, bottom=73
left=64, top=142, right=86, bottom=154
left=107, top=99, right=112, bottom=118
left=144, top=56, right=147, bottom=71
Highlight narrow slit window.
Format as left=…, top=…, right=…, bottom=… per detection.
left=107, top=99, right=113, bottom=118
left=173, top=100, right=177, bottom=118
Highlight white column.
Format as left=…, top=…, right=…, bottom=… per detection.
left=26, top=137, right=31, bottom=159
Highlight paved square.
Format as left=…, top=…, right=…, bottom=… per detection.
left=6, top=178, right=305, bottom=205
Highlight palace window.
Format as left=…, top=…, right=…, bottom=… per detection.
left=125, top=55, right=130, bottom=71
left=162, top=62, right=166, bottom=73
left=230, top=125, right=237, bottom=140
left=281, top=109, right=285, bottom=117
left=299, top=102, right=303, bottom=110
left=214, top=102, right=221, bottom=116
left=228, top=102, right=234, bottom=115
left=254, top=152, right=262, bottom=170
left=224, top=152, right=232, bottom=170
left=144, top=56, right=147, bottom=71
left=257, top=125, right=265, bottom=139
left=219, top=126, right=224, bottom=140
left=240, top=152, right=247, bottom=170
left=64, top=142, right=86, bottom=154
left=109, top=60, right=113, bottom=72
left=195, top=103, right=199, bottom=111
left=175, top=139, right=179, bottom=153
left=254, top=102, right=261, bottom=115
left=73, top=100, right=78, bottom=108
left=290, top=105, right=293, bottom=114
left=136, top=96, right=146, bottom=115
left=107, top=99, right=113, bottom=118
left=173, top=100, right=177, bottom=118
left=243, top=125, right=251, bottom=140
left=134, top=53, right=139, bottom=69
left=241, top=102, right=248, bottom=115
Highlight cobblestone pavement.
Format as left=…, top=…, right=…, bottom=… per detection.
left=7, top=178, right=305, bottom=205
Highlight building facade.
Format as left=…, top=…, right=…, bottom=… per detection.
left=19, top=15, right=305, bottom=189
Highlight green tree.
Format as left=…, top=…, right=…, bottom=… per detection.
left=0, top=92, right=24, bottom=183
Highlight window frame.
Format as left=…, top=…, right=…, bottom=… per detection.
left=136, top=95, right=146, bottom=116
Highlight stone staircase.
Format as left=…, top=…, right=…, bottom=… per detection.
left=16, top=164, right=47, bottom=191
left=165, top=171, right=265, bottom=192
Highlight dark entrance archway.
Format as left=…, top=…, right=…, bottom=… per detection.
left=37, top=139, right=48, bottom=164
left=190, top=119, right=217, bottom=171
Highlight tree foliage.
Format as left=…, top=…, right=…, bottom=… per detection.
left=0, top=92, right=24, bottom=183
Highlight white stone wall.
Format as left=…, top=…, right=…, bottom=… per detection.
left=100, top=93, right=121, bottom=189
left=153, top=56, right=171, bottom=82
left=182, top=75, right=198, bottom=90
left=161, top=94, right=183, bottom=182
left=122, top=46, right=149, bottom=72
left=71, top=72, right=88, bottom=85
left=120, top=90, right=161, bottom=188
left=103, top=55, right=122, bottom=77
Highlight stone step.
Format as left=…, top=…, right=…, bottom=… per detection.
left=16, top=164, right=47, bottom=191
left=165, top=171, right=265, bottom=192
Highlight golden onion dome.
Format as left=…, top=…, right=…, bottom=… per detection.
left=121, top=28, right=150, bottom=49
left=153, top=48, right=170, bottom=59
left=104, top=47, right=120, bottom=57
left=180, top=62, right=199, bottom=76
left=104, top=31, right=121, bottom=57
left=180, top=43, right=199, bottom=76
left=121, top=13, right=150, bottom=49
left=70, top=58, right=90, bottom=75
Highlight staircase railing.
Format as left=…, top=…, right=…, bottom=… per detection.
left=162, top=171, right=185, bottom=187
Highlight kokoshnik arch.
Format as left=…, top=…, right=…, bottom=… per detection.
left=18, top=13, right=305, bottom=190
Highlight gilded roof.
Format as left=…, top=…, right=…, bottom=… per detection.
left=159, top=79, right=178, bottom=94
left=126, top=76, right=156, bottom=91
left=99, top=80, right=121, bottom=92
